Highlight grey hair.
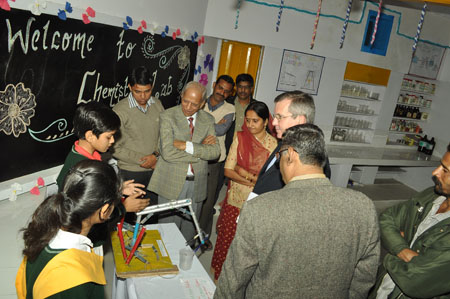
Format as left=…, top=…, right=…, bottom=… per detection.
left=274, top=91, right=315, bottom=123
left=281, top=124, right=326, bottom=167
left=181, top=81, right=207, bottom=102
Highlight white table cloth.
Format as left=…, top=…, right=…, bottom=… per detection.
left=112, top=223, right=215, bottom=299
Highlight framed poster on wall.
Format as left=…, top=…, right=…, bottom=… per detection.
left=409, top=42, right=445, bottom=79
left=276, top=49, right=325, bottom=95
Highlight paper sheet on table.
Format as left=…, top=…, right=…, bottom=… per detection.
left=180, top=278, right=215, bottom=299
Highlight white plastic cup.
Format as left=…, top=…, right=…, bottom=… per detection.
left=179, top=248, right=195, bottom=270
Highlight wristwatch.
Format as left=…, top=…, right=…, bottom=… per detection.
left=152, top=151, right=160, bottom=157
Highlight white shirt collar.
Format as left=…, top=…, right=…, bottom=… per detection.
left=49, top=229, right=94, bottom=253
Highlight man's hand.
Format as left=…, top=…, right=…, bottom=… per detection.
left=139, top=154, right=157, bottom=169
left=122, top=180, right=146, bottom=196
left=217, top=118, right=227, bottom=125
left=202, top=135, right=216, bottom=145
left=397, top=248, right=419, bottom=262
left=173, top=140, right=187, bottom=150
left=123, top=192, right=150, bottom=213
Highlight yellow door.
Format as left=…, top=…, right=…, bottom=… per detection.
left=217, top=40, right=262, bottom=85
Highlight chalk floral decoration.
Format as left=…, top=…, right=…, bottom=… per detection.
left=0, top=0, right=15, bottom=11
left=0, top=83, right=37, bottom=138
left=177, top=46, right=190, bottom=70
left=29, top=0, right=47, bottom=15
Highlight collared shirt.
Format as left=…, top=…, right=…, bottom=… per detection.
left=377, top=195, right=450, bottom=299
left=128, top=93, right=155, bottom=113
left=289, top=173, right=326, bottom=182
left=185, top=113, right=197, bottom=176
left=234, top=97, right=252, bottom=133
left=74, top=140, right=101, bottom=161
left=49, top=229, right=101, bottom=255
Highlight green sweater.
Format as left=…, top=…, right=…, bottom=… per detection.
left=25, top=246, right=104, bottom=299
left=112, top=97, right=164, bottom=172
left=369, top=187, right=450, bottom=298
left=56, top=146, right=88, bottom=190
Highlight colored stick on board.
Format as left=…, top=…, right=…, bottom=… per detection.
left=310, top=0, right=322, bottom=49
left=125, top=227, right=146, bottom=265
left=235, top=0, right=241, bottom=29
left=275, top=0, right=285, bottom=32
left=117, top=220, right=127, bottom=260
left=370, top=0, right=383, bottom=47
left=412, top=2, right=427, bottom=54
left=339, top=0, right=353, bottom=48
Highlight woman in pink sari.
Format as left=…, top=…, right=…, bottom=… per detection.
left=211, top=101, right=277, bottom=281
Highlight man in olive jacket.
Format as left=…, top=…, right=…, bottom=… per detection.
left=369, top=142, right=450, bottom=299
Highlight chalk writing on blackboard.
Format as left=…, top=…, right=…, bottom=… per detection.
left=0, top=8, right=197, bottom=182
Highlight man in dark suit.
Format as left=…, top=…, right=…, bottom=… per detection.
left=215, top=124, right=379, bottom=299
left=247, top=90, right=331, bottom=200
left=148, top=81, right=220, bottom=242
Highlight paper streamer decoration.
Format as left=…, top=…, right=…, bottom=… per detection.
left=339, top=0, right=353, bottom=48
left=235, top=0, right=241, bottom=29
left=275, top=0, right=285, bottom=32
left=370, top=0, right=383, bottom=47
left=310, top=0, right=322, bottom=49
left=412, top=2, right=427, bottom=54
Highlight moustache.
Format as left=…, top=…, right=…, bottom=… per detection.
left=432, top=175, right=441, bottom=188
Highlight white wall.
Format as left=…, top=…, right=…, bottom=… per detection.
left=204, top=0, right=450, bottom=73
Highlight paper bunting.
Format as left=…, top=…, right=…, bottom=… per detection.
left=0, top=0, right=15, bottom=11
left=149, top=22, right=159, bottom=35
left=30, top=177, right=45, bottom=196
left=203, top=54, right=214, bottom=72
left=194, top=65, right=202, bottom=75
left=29, top=0, right=47, bottom=16
left=58, top=1, right=73, bottom=21
left=161, top=25, right=169, bottom=37
left=370, top=0, right=383, bottom=47
left=276, top=0, right=284, bottom=32
left=191, top=31, right=199, bottom=43
left=310, top=0, right=322, bottom=49
left=412, top=3, right=427, bottom=54
left=198, top=36, right=205, bottom=46
left=137, top=20, right=147, bottom=34
left=339, top=0, right=352, bottom=48
left=9, top=183, right=22, bottom=202
left=82, top=7, right=95, bottom=24
left=123, top=16, right=133, bottom=30
left=199, top=74, right=208, bottom=86
left=235, top=0, right=241, bottom=29
left=172, top=28, right=181, bottom=40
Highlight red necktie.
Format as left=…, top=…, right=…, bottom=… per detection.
left=188, top=117, right=194, bottom=140
left=188, top=117, right=195, bottom=174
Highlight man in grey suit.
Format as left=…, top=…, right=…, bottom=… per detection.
left=149, top=81, right=220, bottom=242
left=215, top=124, right=380, bottom=299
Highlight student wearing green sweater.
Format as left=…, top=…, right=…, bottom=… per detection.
left=16, top=160, right=121, bottom=299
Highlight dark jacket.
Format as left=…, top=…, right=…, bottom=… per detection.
left=253, top=143, right=331, bottom=196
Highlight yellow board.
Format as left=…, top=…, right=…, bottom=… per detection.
left=344, top=61, right=391, bottom=86
left=111, top=229, right=178, bottom=278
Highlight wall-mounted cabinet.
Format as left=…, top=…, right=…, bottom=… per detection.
left=387, top=75, right=435, bottom=147
left=331, top=80, right=384, bottom=144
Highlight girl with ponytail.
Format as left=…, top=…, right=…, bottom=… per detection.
left=16, top=160, right=122, bottom=299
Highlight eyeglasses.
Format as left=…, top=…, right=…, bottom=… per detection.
left=276, top=147, right=298, bottom=162
left=273, top=113, right=295, bottom=121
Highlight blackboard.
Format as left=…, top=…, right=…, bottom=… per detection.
left=0, top=8, right=197, bottom=182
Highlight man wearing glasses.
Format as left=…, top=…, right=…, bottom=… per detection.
left=247, top=90, right=331, bottom=200
left=215, top=124, right=379, bottom=298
